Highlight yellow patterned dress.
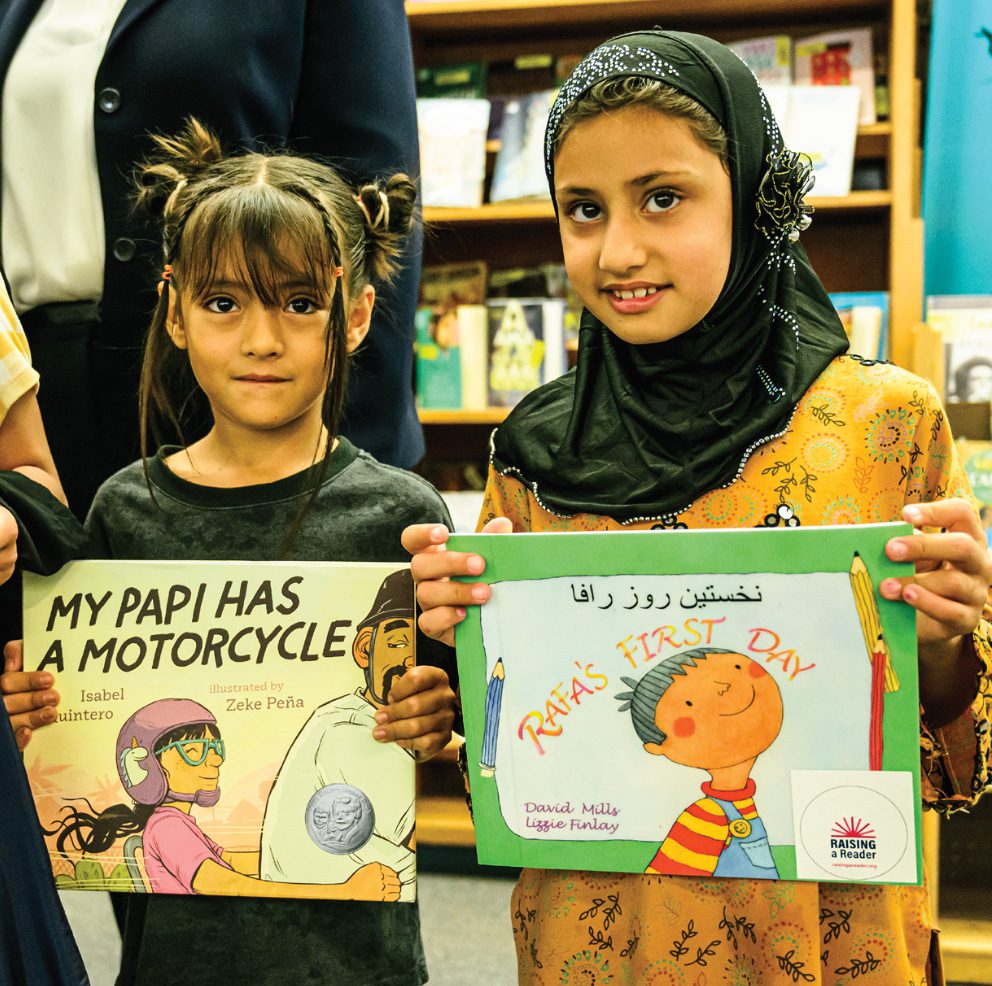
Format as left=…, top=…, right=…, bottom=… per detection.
left=477, top=356, right=992, bottom=986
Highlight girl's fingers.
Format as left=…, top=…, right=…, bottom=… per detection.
left=904, top=498, right=983, bottom=538
left=10, top=704, right=58, bottom=733
left=886, top=531, right=987, bottom=573
left=416, top=606, right=465, bottom=646
left=15, top=726, right=32, bottom=751
left=4, top=688, right=59, bottom=717
left=416, top=577, right=491, bottom=611
left=3, top=639, right=24, bottom=674
left=395, top=731, right=451, bottom=758
left=401, top=523, right=450, bottom=555
left=897, top=580, right=980, bottom=638
left=880, top=568, right=988, bottom=608
left=411, top=550, right=486, bottom=584
left=375, top=707, right=455, bottom=743
left=1, top=669, right=54, bottom=696
left=384, top=665, right=447, bottom=704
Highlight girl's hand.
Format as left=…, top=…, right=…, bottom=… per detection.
left=401, top=517, right=513, bottom=646
left=2, top=639, right=59, bottom=750
left=0, top=507, right=18, bottom=585
left=882, top=499, right=992, bottom=662
left=373, top=665, right=456, bottom=760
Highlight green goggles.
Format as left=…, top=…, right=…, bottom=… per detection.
left=155, top=737, right=226, bottom=766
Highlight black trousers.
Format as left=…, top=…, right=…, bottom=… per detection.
left=21, top=303, right=142, bottom=521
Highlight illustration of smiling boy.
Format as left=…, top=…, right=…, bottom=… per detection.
left=617, top=646, right=784, bottom=879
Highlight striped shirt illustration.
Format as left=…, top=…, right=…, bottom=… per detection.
left=646, top=781, right=760, bottom=876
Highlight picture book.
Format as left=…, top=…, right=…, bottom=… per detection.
left=487, top=298, right=567, bottom=407
left=415, top=306, right=462, bottom=409
left=490, top=89, right=559, bottom=203
left=829, top=291, right=889, bottom=361
left=415, top=61, right=486, bottom=99
left=957, top=439, right=992, bottom=519
left=416, top=98, right=491, bottom=208
left=457, top=304, right=490, bottom=410
left=451, top=525, right=922, bottom=885
left=728, top=35, right=792, bottom=85
left=23, top=560, right=418, bottom=903
left=794, top=27, right=876, bottom=125
left=489, top=264, right=583, bottom=345
left=765, top=84, right=861, bottom=197
left=420, top=261, right=489, bottom=309
left=926, top=295, right=992, bottom=403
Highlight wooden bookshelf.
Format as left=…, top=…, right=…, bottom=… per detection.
left=424, top=190, right=893, bottom=225
left=407, top=0, right=886, bottom=37
left=418, top=408, right=511, bottom=425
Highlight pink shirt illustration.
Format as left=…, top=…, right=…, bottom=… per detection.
left=143, top=806, right=230, bottom=894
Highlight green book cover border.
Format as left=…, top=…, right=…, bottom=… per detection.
left=450, top=523, right=922, bottom=885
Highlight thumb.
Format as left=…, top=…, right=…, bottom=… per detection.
left=481, top=517, right=513, bottom=535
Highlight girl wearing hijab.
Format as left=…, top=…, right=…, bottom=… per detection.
left=399, top=31, right=992, bottom=985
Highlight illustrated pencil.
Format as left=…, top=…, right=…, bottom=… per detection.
left=849, top=552, right=897, bottom=770
left=480, top=658, right=505, bottom=777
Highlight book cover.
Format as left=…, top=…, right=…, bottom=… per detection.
left=926, top=295, right=992, bottom=403
left=415, top=306, right=462, bottom=409
left=456, top=304, right=490, bottom=410
left=420, top=261, right=488, bottom=309
left=794, top=27, right=877, bottom=125
left=729, top=35, right=792, bottom=85
left=415, top=61, right=486, bottom=99
left=23, top=560, right=418, bottom=902
left=486, top=298, right=567, bottom=408
left=450, top=525, right=922, bottom=885
left=416, top=98, right=491, bottom=208
left=765, top=84, right=860, bottom=197
left=829, top=291, right=889, bottom=361
left=490, top=89, right=559, bottom=203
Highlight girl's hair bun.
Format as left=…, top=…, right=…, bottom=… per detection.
left=355, top=173, right=417, bottom=281
left=134, top=117, right=224, bottom=219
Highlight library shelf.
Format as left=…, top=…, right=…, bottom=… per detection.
left=416, top=795, right=476, bottom=848
left=418, top=408, right=512, bottom=425
left=423, top=190, right=893, bottom=225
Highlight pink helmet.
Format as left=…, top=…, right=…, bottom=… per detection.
left=115, top=699, right=221, bottom=808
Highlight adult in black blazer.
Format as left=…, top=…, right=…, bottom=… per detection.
left=0, top=0, right=425, bottom=510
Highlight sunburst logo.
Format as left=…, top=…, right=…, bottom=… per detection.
left=831, top=816, right=875, bottom=840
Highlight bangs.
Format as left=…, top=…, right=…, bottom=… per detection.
left=176, top=183, right=336, bottom=305
left=159, top=722, right=221, bottom=745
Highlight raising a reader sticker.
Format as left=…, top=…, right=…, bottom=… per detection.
left=791, top=770, right=918, bottom=884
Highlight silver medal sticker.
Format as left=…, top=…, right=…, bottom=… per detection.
left=305, top=783, right=375, bottom=854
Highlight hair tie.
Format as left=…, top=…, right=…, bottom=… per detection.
left=355, top=189, right=390, bottom=229
left=162, top=264, right=173, bottom=282
left=333, top=266, right=343, bottom=278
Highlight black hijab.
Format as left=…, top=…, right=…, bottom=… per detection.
left=491, top=30, right=850, bottom=523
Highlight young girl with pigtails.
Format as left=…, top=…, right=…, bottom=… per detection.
left=4, top=118, right=457, bottom=985
left=400, top=30, right=992, bottom=985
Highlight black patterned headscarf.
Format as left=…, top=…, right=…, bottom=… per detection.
left=490, top=30, right=850, bottom=523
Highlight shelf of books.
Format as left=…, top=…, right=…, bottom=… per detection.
left=424, top=190, right=893, bottom=225
left=407, top=0, right=886, bottom=37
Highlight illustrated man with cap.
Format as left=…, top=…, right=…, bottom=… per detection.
left=259, top=570, right=418, bottom=900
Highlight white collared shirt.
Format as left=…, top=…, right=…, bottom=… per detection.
left=2, top=0, right=128, bottom=312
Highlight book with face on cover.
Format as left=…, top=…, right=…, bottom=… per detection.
left=450, top=525, right=923, bottom=886
left=22, top=560, right=418, bottom=903
left=926, top=296, right=992, bottom=404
